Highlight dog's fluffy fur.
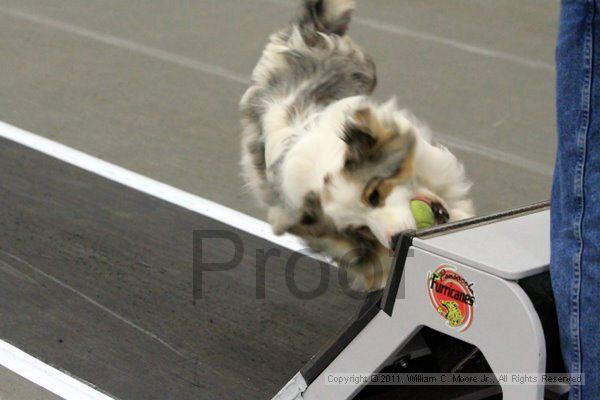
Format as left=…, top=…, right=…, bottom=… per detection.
left=240, top=0, right=474, bottom=291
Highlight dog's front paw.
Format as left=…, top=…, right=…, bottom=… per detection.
left=268, top=206, right=294, bottom=235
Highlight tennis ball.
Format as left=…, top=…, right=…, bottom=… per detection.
left=410, top=199, right=435, bottom=229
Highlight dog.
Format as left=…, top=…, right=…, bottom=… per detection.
left=240, top=0, right=474, bottom=291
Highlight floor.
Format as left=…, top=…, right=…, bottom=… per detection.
left=0, top=0, right=558, bottom=219
left=0, top=1, right=559, bottom=399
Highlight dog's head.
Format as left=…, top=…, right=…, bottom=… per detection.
left=289, top=98, right=473, bottom=256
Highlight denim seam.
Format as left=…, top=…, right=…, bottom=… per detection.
left=570, top=3, right=595, bottom=399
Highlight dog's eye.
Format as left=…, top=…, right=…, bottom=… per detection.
left=368, top=189, right=380, bottom=207
left=362, top=178, right=385, bottom=207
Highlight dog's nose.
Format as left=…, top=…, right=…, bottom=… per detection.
left=431, top=202, right=450, bottom=225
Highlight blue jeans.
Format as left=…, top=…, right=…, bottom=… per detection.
left=552, top=1, right=600, bottom=398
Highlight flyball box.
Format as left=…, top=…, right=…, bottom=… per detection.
left=273, top=202, right=567, bottom=400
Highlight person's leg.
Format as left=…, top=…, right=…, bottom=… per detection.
left=552, top=1, right=600, bottom=398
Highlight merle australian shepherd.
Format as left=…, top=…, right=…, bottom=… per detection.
left=240, top=0, right=474, bottom=291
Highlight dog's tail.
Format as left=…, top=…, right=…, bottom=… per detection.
left=297, top=0, right=356, bottom=36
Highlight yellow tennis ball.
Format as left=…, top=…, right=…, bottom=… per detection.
left=410, top=199, right=435, bottom=229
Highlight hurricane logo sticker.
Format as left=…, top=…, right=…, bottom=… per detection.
left=427, top=265, right=475, bottom=332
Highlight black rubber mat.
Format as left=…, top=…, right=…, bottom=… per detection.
left=0, top=138, right=363, bottom=399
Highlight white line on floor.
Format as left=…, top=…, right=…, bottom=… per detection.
left=1, top=250, right=187, bottom=359
left=434, top=132, right=553, bottom=177
left=0, top=120, right=321, bottom=259
left=0, top=7, right=250, bottom=85
left=258, top=0, right=555, bottom=71
left=0, top=339, right=115, bottom=400
left=0, top=7, right=554, bottom=176
left=353, top=16, right=554, bottom=71
left=3, top=1, right=555, bottom=73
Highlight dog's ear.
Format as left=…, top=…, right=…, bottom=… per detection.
left=343, top=107, right=416, bottom=180
left=342, top=108, right=379, bottom=171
